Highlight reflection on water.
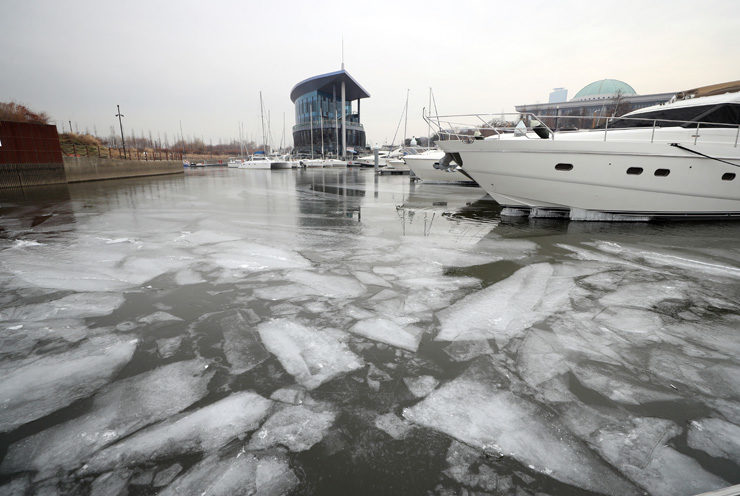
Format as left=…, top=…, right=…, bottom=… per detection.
left=0, top=168, right=738, bottom=496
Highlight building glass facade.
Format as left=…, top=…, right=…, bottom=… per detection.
left=290, top=70, right=369, bottom=156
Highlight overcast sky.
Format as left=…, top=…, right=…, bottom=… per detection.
left=2, top=0, right=738, bottom=147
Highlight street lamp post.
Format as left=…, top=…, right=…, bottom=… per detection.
left=115, top=105, right=127, bottom=159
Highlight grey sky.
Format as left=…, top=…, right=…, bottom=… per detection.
left=1, top=0, right=738, bottom=148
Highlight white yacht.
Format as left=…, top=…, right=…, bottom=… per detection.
left=404, top=149, right=476, bottom=185
left=436, top=84, right=740, bottom=220
left=301, top=158, right=347, bottom=168
left=238, top=153, right=289, bottom=170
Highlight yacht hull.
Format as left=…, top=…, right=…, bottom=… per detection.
left=439, top=129, right=740, bottom=219
left=404, top=154, right=476, bottom=184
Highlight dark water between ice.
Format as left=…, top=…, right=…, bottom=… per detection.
left=0, top=167, right=738, bottom=496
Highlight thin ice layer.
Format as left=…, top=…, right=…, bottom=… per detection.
left=350, top=318, right=422, bottom=352
left=157, top=452, right=298, bottom=496
left=247, top=404, right=336, bottom=452
left=688, top=418, right=740, bottom=464
left=0, top=335, right=138, bottom=433
left=1, top=359, right=212, bottom=477
left=83, top=392, right=272, bottom=473
left=436, top=263, right=575, bottom=345
left=403, top=359, right=638, bottom=495
left=258, top=319, right=363, bottom=389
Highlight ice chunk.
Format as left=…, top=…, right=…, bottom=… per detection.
left=688, top=418, right=740, bottom=464
left=1, top=359, right=211, bottom=477
left=572, top=361, right=681, bottom=405
left=270, top=386, right=306, bottom=405
left=349, top=318, right=422, bottom=352
left=248, top=404, right=335, bottom=452
left=444, top=440, right=500, bottom=492
left=375, top=412, right=413, bottom=440
left=83, top=391, right=272, bottom=473
left=173, top=267, right=205, bottom=285
left=591, top=241, right=740, bottom=280
left=206, top=240, right=311, bottom=272
left=258, top=319, right=363, bottom=389
left=0, top=319, right=89, bottom=360
left=156, top=336, right=183, bottom=358
left=352, top=270, right=392, bottom=288
left=436, top=263, right=575, bottom=345
left=153, top=464, right=183, bottom=487
left=285, top=270, right=366, bottom=298
left=157, top=452, right=298, bottom=496
left=442, top=340, right=494, bottom=362
left=217, top=310, right=270, bottom=374
left=0, top=335, right=138, bottom=433
left=0, top=293, right=125, bottom=322
left=632, top=445, right=730, bottom=496
left=599, top=281, right=688, bottom=310
left=403, top=375, right=439, bottom=398
left=403, top=359, right=638, bottom=495
left=0, top=475, right=30, bottom=496
left=138, top=311, right=182, bottom=324
left=90, top=470, right=130, bottom=496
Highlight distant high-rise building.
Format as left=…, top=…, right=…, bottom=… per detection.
left=549, top=87, right=567, bottom=103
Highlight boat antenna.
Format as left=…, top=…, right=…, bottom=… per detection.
left=341, top=35, right=344, bottom=70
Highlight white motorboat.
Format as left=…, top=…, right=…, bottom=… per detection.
left=435, top=84, right=740, bottom=220
left=302, top=158, right=347, bottom=167
left=227, top=158, right=243, bottom=168
left=238, top=153, right=289, bottom=170
left=403, top=149, right=476, bottom=184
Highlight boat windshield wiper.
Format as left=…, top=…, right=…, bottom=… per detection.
left=669, top=143, right=740, bottom=167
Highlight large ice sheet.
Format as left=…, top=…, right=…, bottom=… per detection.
left=0, top=335, right=138, bottom=433
left=83, top=391, right=273, bottom=473
left=217, top=310, right=270, bottom=374
left=436, top=263, right=576, bottom=345
left=285, top=270, right=366, bottom=298
left=248, top=404, right=336, bottom=452
left=1, top=359, right=212, bottom=477
left=688, top=418, right=740, bottom=464
left=403, top=359, right=638, bottom=495
left=350, top=318, right=423, bottom=352
left=257, top=319, right=363, bottom=389
left=0, top=293, right=125, bottom=322
left=204, top=240, right=311, bottom=272
left=158, top=452, right=298, bottom=496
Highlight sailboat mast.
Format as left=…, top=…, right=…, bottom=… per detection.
left=428, top=88, right=432, bottom=147
left=259, top=91, right=266, bottom=153
left=310, top=102, right=314, bottom=160
left=403, top=88, right=409, bottom=147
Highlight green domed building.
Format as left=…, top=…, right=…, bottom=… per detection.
left=572, top=79, right=637, bottom=101
left=517, top=79, right=673, bottom=129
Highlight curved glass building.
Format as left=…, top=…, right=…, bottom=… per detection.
left=290, top=69, right=370, bottom=157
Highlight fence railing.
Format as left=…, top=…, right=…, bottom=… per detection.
left=423, top=110, right=740, bottom=147
left=62, top=143, right=184, bottom=161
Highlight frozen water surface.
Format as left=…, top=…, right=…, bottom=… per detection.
left=0, top=169, right=737, bottom=495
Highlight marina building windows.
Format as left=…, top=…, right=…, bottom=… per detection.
left=290, top=69, right=370, bottom=156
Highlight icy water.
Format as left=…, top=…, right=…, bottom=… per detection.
left=0, top=167, right=739, bottom=496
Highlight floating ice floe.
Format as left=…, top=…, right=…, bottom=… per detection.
left=374, top=412, right=413, bottom=440
left=83, top=391, right=273, bottom=473
left=203, top=240, right=311, bottom=273
left=248, top=404, right=336, bottom=452
left=688, top=418, right=740, bottom=464
left=216, top=310, right=271, bottom=374
left=286, top=270, right=366, bottom=298
left=403, top=376, right=439, bottom=398
left=258, top=319, right=363, bottom=389
left=403, top=359, right=639, bottom=495
left=352, top=270, right=392, bottom=288
left=90, top=470, right=130, bottom=496
left=1, top=359, right=212, bottom=477
left=157, top=452, right=298, bottom=496
left=138, top=311, right=182, bottom=325
left=350, top=318, right=423, bottom=352
left=0, top=335, right=138, bottom=433
left=560, top=404, right=729, bottom=496
left=0, top=319, right=91, bottom=360
left=0, top=292, right=125, bottom=322
left=436, top=263, right=580, bottom=345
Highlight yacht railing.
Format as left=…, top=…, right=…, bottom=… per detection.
left=422, top=109, right=740, bottom=147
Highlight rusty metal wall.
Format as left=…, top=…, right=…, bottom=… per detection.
left=0, top=121, right=67, bottom=190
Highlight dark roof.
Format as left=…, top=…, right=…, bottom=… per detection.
left=290, top=69, right=370, bottom=103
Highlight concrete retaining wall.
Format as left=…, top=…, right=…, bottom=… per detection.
left=63, top=157, right=183, bottom=183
